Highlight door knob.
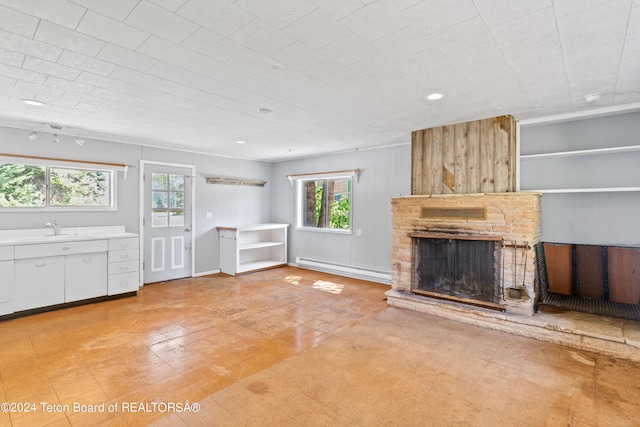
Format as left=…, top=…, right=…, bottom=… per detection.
left=185, top=227, right=191, bottom=232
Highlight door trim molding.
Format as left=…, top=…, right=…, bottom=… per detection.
left=139, top=160, right=196, bottom=285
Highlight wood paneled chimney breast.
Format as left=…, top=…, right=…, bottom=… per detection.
left=411, top=115, right=516, bottom=195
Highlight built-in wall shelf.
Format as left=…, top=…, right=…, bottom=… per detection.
left=520, top=144, right=640, bottom=159
left=238, top=241, right=283, bottom=250
left=518, top=106, right=640, bottom=195
left=518, top=104, right=640, bottom=245
left=206, top=177, right=266, bottom=187
left=216, top=224, right=288, bottom=275
left=524, top=187, right=640, bottom=194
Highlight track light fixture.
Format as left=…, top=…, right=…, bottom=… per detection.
left=26, top=124, right=84, bottom=146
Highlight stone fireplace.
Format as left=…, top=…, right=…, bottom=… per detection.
left=387, top=192, right=541, bottom=316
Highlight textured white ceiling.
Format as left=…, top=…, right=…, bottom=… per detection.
left=0, top=0, right=638, bottom=161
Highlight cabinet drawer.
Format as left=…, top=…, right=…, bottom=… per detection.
left=15, top=240, right=108, bottom=259
left=0, top=245, right=13, bottom=261
left=108, top=271, right=139, bottom=295
left=108, top=249, right=139, bottom=263
left=109, top=238, right=139, bottom=251
left=108, top=260, right=139, bottom=275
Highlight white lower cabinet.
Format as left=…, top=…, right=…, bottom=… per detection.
left=0, top=259, right=15, bottom=315
left=5, top=234, right=139, bottom=314
left=15, top=256, right=65, bottom=311
left=65, top=252, right=108, bottom=302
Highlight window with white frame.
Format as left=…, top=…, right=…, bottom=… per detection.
left=293, top=171, right=356, bottom=233
left=0, top=161, right=115, bottom=210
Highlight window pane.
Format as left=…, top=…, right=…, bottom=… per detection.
left=330, top=179, right=350, bottom=229
left=169, top=191, right=184, bottom=209
left=152, top=173, right=167, bottom=190
left=49, top=168, right=110, bottom=207
left=170, top=174, right=184, bottom=191
left=0, top=163, right=46, bottom=207
left=299, top=178, right=350, bottom=231
left=152, top=191, right=167, bottom=209
left=169, top=210, right=184, bottom=226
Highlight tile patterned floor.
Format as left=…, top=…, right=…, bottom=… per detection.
left=1, top=266, right=639, bottom=426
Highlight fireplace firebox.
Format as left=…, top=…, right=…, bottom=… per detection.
left=412, top=233, right=502, bottom=308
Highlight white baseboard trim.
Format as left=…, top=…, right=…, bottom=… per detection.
left=293, top=257, right=391, bottom=285
left=193, top=269, right=221, bottom=277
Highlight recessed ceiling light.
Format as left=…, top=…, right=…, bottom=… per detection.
left=236, top=140, right=246, bottom=144
left=584, top=93, right=602, bottom=103
left=257, top=108, right=272, bottom=113
left=22, top=99, right=45, bottom=106
left=425, top=93, right=444, bottom=101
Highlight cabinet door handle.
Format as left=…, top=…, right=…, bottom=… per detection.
left=35, top=262, right=46, bottom=267
left=121, top=254, right=129, bottom=259
left=120, top=266, right=129, bottom=271
left=62, top=247, right=69, bottom=251
left=83, top=257, right=92, bottom=262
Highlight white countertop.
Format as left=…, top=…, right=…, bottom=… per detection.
left=0, top=226, right=138, bottom=246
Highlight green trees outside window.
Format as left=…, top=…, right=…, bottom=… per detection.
left=0, top=162, right=111, bottom=208
left=300, top=178, right=351, bottom=231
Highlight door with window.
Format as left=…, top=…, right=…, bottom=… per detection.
left=143, top=164, right=192, bottom=283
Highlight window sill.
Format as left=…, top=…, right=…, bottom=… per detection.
left=296, top=227, right=352, bottom=235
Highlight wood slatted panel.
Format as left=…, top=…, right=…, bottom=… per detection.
left=454, top=122, right=467, bottom=194
left=411, top=115, right=515, bottom=195
left=431, top=127, right=443, bottom=194
left=608, top=247, right=640, bottom=305
left=442, top=128, right=455, bottom=193
left=466, top=120, right=480, bottom=193
left=479, top=118, right=494, bottom=193
left=544, top=243, right=573, bottom=295
left=411, top=129, right=424, bottom=194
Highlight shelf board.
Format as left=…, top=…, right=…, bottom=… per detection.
left=238, top=241, right=284, bottom=250
left=522, top=187, right=640, bottom=194
left=237, top=260, right=286, bottom=273
left=520, top=144, right=640, bottom=159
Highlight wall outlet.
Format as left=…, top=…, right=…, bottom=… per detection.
left=356, top=228, right=363, bottom=236
left=205, top=212, right=213, bottom=220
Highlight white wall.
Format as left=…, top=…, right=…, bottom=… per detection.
left=272, top=144, right=411, bottom=273
left=0, top=126, right=273, bottom=274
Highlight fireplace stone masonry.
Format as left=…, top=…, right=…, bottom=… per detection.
left=388, top=192, right=542, bottom=316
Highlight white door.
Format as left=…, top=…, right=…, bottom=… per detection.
left=143, top=164, right=193, bottom=283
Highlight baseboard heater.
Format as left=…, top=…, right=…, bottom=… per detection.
left=294, top=257, right=391, bottom=285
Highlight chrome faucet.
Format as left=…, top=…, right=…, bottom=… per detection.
left=45, top=219, right=60, bottom=235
